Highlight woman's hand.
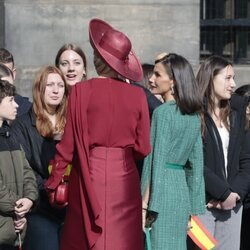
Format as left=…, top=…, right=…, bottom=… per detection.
left=207, top=192, right=240, bottom=210
left=220, top=192, right=240, bottom=210
left=207, top=199, right=222, bottom=209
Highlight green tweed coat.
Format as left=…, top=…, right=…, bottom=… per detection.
left=141, top=100, right=205, bottom=250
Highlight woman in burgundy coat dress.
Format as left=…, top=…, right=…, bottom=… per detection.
left=45, top=18, right=151, bottom=250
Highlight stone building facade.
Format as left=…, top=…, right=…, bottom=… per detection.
left=0, top=0, right=248, bottom=99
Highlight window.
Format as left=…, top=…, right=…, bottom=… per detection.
left=200, top=0, right=250, bottom=64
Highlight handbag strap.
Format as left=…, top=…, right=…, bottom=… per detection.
left=145, top=228, right=151, bottom=250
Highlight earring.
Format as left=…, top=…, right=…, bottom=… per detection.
left=170, top=85, right=175, bottom=95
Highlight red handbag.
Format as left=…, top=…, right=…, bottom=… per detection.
left=47, top=163, right=72, bottom=209
left=48, top=175, right=69, bottom=209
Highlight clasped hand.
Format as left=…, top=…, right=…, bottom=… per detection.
left=14, top=198, right=33, bottom=232
left=14, top=216, right=27, bottom=232
left=207, top=192, right=240, bottom=210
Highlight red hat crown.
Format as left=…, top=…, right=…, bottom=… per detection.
left=99, top=30, right=132, bottom=61
left=89, top=18, right=143, bottom=82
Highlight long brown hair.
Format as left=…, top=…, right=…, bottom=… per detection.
left=196, top=55, right=232, bottom=132
left=32, top=66, right=69, bottom=138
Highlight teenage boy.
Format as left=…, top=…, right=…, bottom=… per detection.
left=0, top=79, right=38, bottom=249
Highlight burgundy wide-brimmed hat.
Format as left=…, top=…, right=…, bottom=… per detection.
left=89, top=18, right=143, bottom=82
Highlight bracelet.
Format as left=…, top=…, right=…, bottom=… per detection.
left=142, top=208, right=147, bottom=211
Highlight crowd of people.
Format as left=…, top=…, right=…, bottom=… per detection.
left=0, top=17, right=249, bottom=250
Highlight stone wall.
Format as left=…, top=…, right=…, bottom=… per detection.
left=2, top=0, right=200, bottom=99
left=0, top=0, right=4, bottom=48
left=4, top=0, right=250, bottom=99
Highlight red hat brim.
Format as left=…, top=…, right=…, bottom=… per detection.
left=89, top=18, right=143, bottom=82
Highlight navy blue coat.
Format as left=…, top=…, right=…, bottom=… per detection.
left=15, top=94, right=32, bottom=117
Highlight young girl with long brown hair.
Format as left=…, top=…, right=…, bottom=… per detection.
left=195, top=56, right=250, bottom=250
left=11, top=66, right=69, bottom=250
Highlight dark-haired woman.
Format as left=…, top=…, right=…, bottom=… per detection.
left=141, top=53, right=205, bottom=250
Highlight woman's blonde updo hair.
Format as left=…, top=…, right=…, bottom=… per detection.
left=93, top=53, right=118, bottom=78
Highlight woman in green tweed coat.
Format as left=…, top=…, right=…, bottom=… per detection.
left=141, top=53, right=206, bottom=250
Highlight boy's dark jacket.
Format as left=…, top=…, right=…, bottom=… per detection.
left=0, top=121, right=38, bottom=246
